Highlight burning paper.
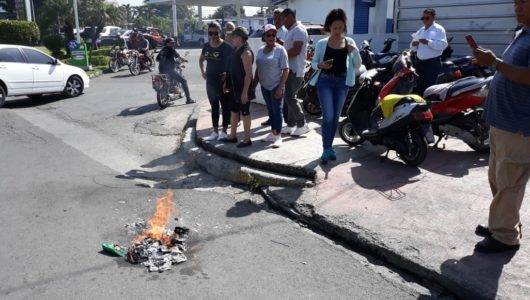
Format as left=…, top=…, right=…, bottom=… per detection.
left=126, top=190, right=189, bottom=272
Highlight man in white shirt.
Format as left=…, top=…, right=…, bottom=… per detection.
left=281, top=8, right=309, bottom=136
left=410, top=8, right=448, bottom=94
left=273, top=9, right=288, bottom=44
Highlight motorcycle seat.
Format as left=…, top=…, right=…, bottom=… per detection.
left=424, top=77, right=485, bottom=101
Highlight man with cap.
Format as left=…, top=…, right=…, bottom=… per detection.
left=156, top=37, right=195, bottom=104
left=273, top=8, right=288, bottom=45
left=281, top=8, right=310, bottom=137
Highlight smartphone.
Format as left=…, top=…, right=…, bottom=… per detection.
left=465, top=35, right=479, bottom=49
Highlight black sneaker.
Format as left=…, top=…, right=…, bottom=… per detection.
left=237, top=140, right=252, bottom=148
left=186, top=99, right=196, bottom=104
left=475, top=224, right=492, bottom=237
left=261, top=119, right=271, bottom=126
left=475, top=236, right=520, bottom=253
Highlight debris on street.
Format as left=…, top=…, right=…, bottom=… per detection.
left=102, top=242, right=127, bottom=257
left=125, top=189, right=190, bottom=272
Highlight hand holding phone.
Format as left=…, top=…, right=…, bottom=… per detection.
left=465, top=35, right=479, bottom=49
left=324, top=59, right=334, bottom=65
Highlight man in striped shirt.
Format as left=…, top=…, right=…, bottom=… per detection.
left=473, top=0, right=530, bottom=253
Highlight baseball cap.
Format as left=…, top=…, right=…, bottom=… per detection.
left=263, top=24, right=277, bottom=33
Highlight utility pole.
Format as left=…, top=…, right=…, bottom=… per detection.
left=171, top=0, right=178, bottom=38
left=73, top=0, right=81, bottom=43
left=236, top=0, right=241, bottom=26
left=24, top=0, right=31, bottom=21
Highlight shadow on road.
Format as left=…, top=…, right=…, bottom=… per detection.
left=440, top=249, right=517, bottom=299
left=226, top=199, right=263, bottom=218
left=3, top=94, right=68, bottom=109
left=118, top=103, right=160, bottom=116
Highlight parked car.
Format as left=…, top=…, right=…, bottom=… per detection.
left=99, top=26, right=121, bottom=38
left=0, top=45, right=90, bottom=107
left=180, top=30, right=208, bottom=46
left=120, top=29, right=133, bottom=42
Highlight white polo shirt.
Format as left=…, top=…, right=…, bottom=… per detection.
left=411, top=22, right=448, bottom=60
left=284, top=21, right=308, bottom=78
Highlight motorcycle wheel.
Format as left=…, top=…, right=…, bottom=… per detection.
left=339, top=120, right=365, bottom=146
left=466, top=119, right=490, bottom=154
left=156, top=91, right=171, bottom=109
left=129, top=58, right=140, bottom=76
left=398, top=130, right=428, bottom=167
left=109, top=59, right=119, bottom=73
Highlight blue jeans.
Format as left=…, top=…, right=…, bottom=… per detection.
left=261, top=86, right=283, bottom=133
left=317, top=74, right=348, bottom=151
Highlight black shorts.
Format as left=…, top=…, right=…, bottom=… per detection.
left=230, top=91, right=251, bottom=116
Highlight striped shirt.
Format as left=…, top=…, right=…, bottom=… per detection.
left=485, top=27, right=530, bottom=136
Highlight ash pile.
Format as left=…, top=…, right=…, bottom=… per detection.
left=127, top=226, right=189, bottom=272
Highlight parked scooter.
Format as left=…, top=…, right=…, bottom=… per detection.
left=424, top=76, right=493, bottom=153
left=339, top=51, right=434, bottom=166
left=360, top=38, right=399, bottom=70
left=151, top=52, right=188, bottom=109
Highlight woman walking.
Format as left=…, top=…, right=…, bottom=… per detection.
left=310, top=9, right=362, bottom=164
left=221, top=27, right=255, bottom=148
left=199, top=22, right=234, bottom=141
left=254, top=24, right=289, bottom=148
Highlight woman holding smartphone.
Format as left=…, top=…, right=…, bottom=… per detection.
left=309, top=9, right=362, bottom=164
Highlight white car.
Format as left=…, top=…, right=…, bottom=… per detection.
left=0, top=44, right=90, bottom=107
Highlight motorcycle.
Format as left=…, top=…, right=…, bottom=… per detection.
left=129, top=49, right=154, bottom=76
left=151, top=52, right=188, bottom=109
left=423, top=76, right=493, bottom=153
left=360, top=38, right=399, bottom=70
left=339, top=51, right=435, bottom=167
left=108, top=46, right=131, bottom=73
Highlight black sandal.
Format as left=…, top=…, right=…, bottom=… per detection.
left=237, top=140, right=252, bottom=148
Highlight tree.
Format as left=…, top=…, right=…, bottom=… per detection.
left=210, top=5, right=245, bottom=19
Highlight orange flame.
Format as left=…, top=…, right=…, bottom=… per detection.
left=133, top=189, right=179, bottom=246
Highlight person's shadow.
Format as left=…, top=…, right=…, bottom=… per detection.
left=440, top=249, right=517, bottom=298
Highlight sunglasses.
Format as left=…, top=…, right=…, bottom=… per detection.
left=265, top=33, right=276, bottom=38
left=421, top=16, right=432, bottom=21
left=208, top=31, right=219, bottom=36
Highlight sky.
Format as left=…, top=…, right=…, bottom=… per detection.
left=112, top=1, right=262, bottom=18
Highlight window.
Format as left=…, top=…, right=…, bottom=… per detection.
left=22, top=48, right=54, bottom=65
left=0, top=48, right=25, bottom=63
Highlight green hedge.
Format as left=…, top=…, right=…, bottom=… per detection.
left=0, top=20, right=40, bottom=45
left=42, top=35, right=65, bottom=58
left=90, top=47, right=113, bottom=57
left=89, top=55, right=110, bottom=67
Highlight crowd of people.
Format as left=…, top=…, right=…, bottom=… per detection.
left=194, top=4, right=530, bottom=254
left=198, top=8, right=361, bottom=162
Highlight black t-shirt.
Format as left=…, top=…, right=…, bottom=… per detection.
left=323, top=44, right=348, bottom=76
left=201, top=41, right=234, bottom=83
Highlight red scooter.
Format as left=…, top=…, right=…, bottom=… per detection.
left=376, top=56, right=493, bottom=153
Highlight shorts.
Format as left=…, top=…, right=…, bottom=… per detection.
left=230, top=91, right=251, bottom=116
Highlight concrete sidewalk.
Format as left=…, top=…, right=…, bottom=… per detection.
left=195, top=103, right=530, bottom=299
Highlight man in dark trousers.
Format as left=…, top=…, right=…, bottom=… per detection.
left=410, top=8, right=448, bottom=95
left=156, top=38, right=195, bottom=104
left=473, top=0, right=530, bottom=253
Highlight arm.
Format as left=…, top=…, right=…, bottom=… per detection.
left=410, top=29, right=420, bottom=49
left=274, top=68, right=290, bottom=100
left=241, top=50, right=254, bottom=104
left=426, top=27, right=448, bottom=51
left=496, top=62, right=530, bottom=85
left=347, top=39, right=362, bottom=69
left=287, top=41, right=303, bottom=58
left=311, top=40, right=321, bottom=70
left=199, top=54, right=206, bottom=80
left=474, top=48, right=530, bottom=86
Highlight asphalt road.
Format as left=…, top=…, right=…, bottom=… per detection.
left=0, top=50, right=438, bottom=299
